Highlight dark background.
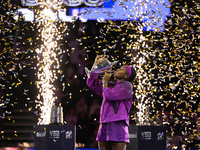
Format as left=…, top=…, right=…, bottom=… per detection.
left=0, top=0, right=199, bottom=149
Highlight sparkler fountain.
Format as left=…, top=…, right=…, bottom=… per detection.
left=131, top=32, right=152, bottom=126
left=34, top=0, right=65, bottom=125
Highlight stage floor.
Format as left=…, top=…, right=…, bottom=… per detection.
left=0, top=148, right=199, bottom=150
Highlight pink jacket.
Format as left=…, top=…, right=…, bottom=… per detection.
left=86, top=72, right=133, bottom=125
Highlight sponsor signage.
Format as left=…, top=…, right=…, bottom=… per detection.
left=35, top=124, right=76, bottom=150
left=157, top=132, right=164, bottom=140
left=49, top=130, right=60, bottom=139
left=141, top=131, right=151, bottom=140
left=36, top=131, right=46, bottom=138
left=127, top=126, right=166, bottom=150
left=66, top=130, right=73, bottom=139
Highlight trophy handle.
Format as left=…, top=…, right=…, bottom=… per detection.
left=85, top=67, right=91, bottom=78
left=105, top=55, right=109, bottom=59
left=110, top=60, right=119, bottom=66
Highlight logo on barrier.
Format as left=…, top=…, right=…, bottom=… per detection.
left=49, top=130, right=60, bottom=139
left=66, top=130, right=73, bottom=139
left=141, top=131, right=151, bottom=140
left=36, top=131, right=46, bottom=137
left=157, top=132, right=164, bottom=140
left=129, top=133, right=137, bottom=139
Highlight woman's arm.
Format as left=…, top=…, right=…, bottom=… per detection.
left=86, top=72, right=103, bottom=97
left=102, top=82, right=133, bottom=101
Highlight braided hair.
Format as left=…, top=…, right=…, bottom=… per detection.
left=127, top=67, right=136, bottom=83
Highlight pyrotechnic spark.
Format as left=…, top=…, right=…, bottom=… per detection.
left=34, top=0, right=64, bottom=125
left=0, top=0, right=199, bottom=147
left=133, top=56, right=151, bottom=125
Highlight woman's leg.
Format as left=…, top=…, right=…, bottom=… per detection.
left=111, top=142, right=126, bottom=150
left=98, top=141, right=112, bottom=150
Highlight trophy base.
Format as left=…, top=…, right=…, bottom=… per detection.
left=50, top=106, right=63, bottom=124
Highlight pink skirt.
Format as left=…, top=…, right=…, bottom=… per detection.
left=96, top=120, right=130, bottom=143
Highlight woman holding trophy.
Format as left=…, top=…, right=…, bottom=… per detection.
left=86, top=55, right=136, bottom=150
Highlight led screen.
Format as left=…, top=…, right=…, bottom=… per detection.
left=69, top=0, right=171, bottom=31
left=13, top=0, right=170, bottom=31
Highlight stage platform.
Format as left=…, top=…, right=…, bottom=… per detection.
left=0, top=148, right=199, bottom=150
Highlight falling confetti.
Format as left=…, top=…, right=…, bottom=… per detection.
left=0, top=0, right=200, bottom=148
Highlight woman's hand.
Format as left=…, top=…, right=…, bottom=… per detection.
left=102, top=72, right=112, bottom=88
left=92, top=54, right=106, bottom=69
left=102, top=72, right=112, bottom=82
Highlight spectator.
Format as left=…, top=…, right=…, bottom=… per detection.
left=64, top=108, right=77, bottom=125
left=65, top=63, right=79, bottom=85
left=76, top=97, right=88, bottom=115
left=88, top=99, right=100, bottom=118
left=76, top=111, right=90, bottom=146
left=89, top=108, right=100, bottom=145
